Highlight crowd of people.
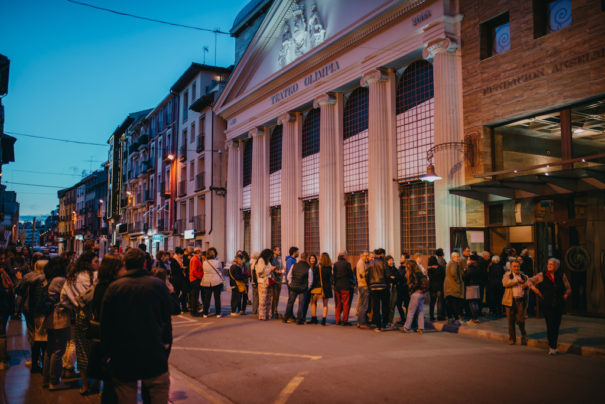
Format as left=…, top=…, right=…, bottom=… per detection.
left=0, top=241, right=572, bottom=401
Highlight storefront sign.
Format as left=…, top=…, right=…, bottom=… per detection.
left=483, top=47, right=605, bottom=96
left=270, top=60, right=340, bottom=105
left=184, top=229, right=195, bottom=240
left=152, top=235, right=163, bottom=243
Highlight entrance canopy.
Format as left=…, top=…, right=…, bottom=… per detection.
left=449, top=164, right=605, bottom=201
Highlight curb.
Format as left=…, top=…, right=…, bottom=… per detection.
left=427, top=321, right=605, bottom=360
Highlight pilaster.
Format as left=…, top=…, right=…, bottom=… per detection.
left=226, top=140, right=242, bottom=260
left=250, top=127, right=270, bottom=253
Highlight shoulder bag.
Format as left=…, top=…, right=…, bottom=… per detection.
left=229, top=266, right=247, bottom=293
left=310, top=265, right=324, bottom=297
left=206, top=261, right=226, bottom=290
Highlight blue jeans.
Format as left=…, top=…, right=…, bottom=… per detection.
left=404, top=291, right=425, bottom=330
left=357, top=286, right=369, bottom=325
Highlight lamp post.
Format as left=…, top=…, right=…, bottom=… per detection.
left=420, top=135, right=475, bottom=182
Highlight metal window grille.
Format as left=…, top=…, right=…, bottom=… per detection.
left=345, top=191, right=369, bottom=256
left=271, top=206, right=281, bottom=250
left=303, top=199, right=319, bottom=256
left=396, top=60, right=434, bottom=179
left=343, top=88, right=369, bottom=193
left=242, top=139, right=252, bottom=187
left=400, top=181, right=435, bottom=256
left=302, top=109, right=320, bottom=198
left=243, top=210, right=251, bottom=253
left=269, top=170, right=281, bottom=207
left=269, top=125, right=282, bottom=173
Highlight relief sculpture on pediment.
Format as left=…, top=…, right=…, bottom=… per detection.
left=278, top=1, right=326, bottom=68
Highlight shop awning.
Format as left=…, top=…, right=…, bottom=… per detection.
left=449, top=165, right=605, bottom=201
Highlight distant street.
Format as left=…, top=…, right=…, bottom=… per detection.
left=168, top=288, right=605, bottom=404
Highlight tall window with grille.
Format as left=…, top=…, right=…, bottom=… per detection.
left=343, top=87, right=369, bottom=255
left=303, top=199, right=319, bottom=256
left=396, top=60, right=436, bottom=255
left=242, top=139, right=252, bottom=210
left=269, top=125, right=282, bottom=207
left=270, top=206, right=281, bottom=250
left=243, top=210, right=251, bottom=254
left=301, top=109, right=320, bottom=198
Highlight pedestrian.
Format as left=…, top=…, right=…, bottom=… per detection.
left=138, top=243, right=154, bottom=271
left=332, top=251, right=354, bottom=326
left=309, top=252, right=332, bottom=326
left=21, top=257, right=49, bottom=374
left=285, top=247, right=298, bottom=279
left=463, top=254, right=482, bottom=324
left=41, top=256, right=72, bottom=390
left=399, top=253, right=411, bottom=311
left=528, top=258, right=571, bottom=355
left=61, top=251, right=99, bottom=395
left=444, top=252, right=464, bottom=324
left=0, top=249, right=15, bottom=371
left=250, top=252, right=260, bottom=315
left=427, top=255, right=445, bottom=321
left=201, top=247, right=224, bottom=318
left=487, top=255, right=505, bottom=318
left=269, top=247, right=284, bottom=320
left=284, top=252, right=313, bottom=324
left=367, top=248, right=390, bottom=332
left=170, top=248, right=188, bottom=313
left=255, top=249, right=275, bottom=321
left=302, top=254, right=318, bottom=320
left=356, top=251, right=370, bottom=329
left=241, top=251, right=252, bottom=308
left=386, top=255, right=405, bottom=328
left=189, top=248, right=204, bottom=316
left=229, top=256, right=247, bottom=315
left=90, top=254, right=125, bottom=402
left=502, top=261, right=529, bottom=345
left=402, top=260, right=426, bottom=334
left=101, top=248, right=172, bottom=403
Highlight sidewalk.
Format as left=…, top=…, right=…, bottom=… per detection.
left=0, top=318, right=214, bottom=404
left=428, top=314, right=605, bottom=359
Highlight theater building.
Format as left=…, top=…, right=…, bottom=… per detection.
left=453, top=0, right=605, bottom=315
left=216, top=0, right=469, bottom=263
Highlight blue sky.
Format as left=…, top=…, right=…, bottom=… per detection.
left=1, top=0, right=249, bottom=215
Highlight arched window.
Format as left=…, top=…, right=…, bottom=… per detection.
left=269, top=125, right=283, bottom=250
left=396, top=60, right=435, bottom=256
left=242, top=139, right=252, bottom=210
left=301, top=108, right=320, bottom=198
left=343, top=87, right=369, bottom=256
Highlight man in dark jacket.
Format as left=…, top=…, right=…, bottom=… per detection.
left=101, top=248, right=172, bottom=403
left=366, top=248, right=390, bottom=332
left=284, top=253, right=313, bottom=324
left=332, top=251, right=354, bottom=325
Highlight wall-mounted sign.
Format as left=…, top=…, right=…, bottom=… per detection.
left=75, top=235, right=84, bottom=241
left=184, top=229, right=195, bottom=240
left=270, top=60, right=340, bottom=105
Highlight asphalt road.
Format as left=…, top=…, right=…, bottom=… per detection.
left=169, top=294, right=605, bottom=404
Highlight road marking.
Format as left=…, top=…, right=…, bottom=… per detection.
left=173, top=323, right=211, bottom=342
left=171, top=346, right=322, bottom=361
left=170, top=365, right=233, bottom=404
left=274, top=371, right=308, bottom=404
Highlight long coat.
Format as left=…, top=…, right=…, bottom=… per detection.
left=444, top=260, right=464, bottom=299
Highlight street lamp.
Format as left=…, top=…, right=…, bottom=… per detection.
left=420, top=135, right=475, bottom=183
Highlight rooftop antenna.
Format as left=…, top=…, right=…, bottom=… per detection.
left=203, top=46, right=209, bottom=64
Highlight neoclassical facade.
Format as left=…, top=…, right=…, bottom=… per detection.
left=216, top=0, right=467, bottom=262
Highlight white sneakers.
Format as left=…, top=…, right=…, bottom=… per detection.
left=548, top=348, right=558, bottom=355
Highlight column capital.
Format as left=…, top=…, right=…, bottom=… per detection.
left=360, top=69, right=389, bottom=87
left=277, top=112, right=297, bottom=125
left=249, top=127, right=266, bottom=137
left=313, top=93, right=336, bottom=109
left=422, top=37, right=458, bottom=60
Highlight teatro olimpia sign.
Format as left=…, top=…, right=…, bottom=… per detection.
left=278, top=1, right=326, bottom=67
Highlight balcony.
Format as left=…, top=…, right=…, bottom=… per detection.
left=195, top=173, right=205, bottom=191
left=161, top=181, right=171, bottom=196
left=175, top=219, right=186, bottom=234
left=142, top=159, right=154, bottom=173
left=136, top=191, right=143, bottom=205
left=196, top=135, right=204, bottom=153
left=143, top=222, right=149, bottom=233
left=179, top=144, right=187, bottom=161
left=128, top=144, right=138, bottom=155
left=157, top=216, right=166, bottom=232
left=178, top=180, right=186, bottom=197
left=193, top=214, right=205, bottom=234
left=145, top=190, right=154, bottom=203
left=137, top=134, right=149, bottom=150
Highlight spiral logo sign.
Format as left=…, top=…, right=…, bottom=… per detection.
left=549, top=0, right=572, bottom=32
left=494, top=22, right=510, bottom=54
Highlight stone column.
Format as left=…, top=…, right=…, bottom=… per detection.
left=225, top=140, right=242, bottom=261
left=362, top=69, right=398, bottom=255
left=424, top=37, right=466, bottom=254
left=250, top=127, right=270, bottom=253
left=279, top=112, right=304, bottom=256
left=314, top=93, right=342, bottom=260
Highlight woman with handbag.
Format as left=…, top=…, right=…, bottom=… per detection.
left=60, top=252, right=99, bottom=395
left=229, top=256, right=247, bottom=315
left=309, top=253, right=333, bottom=326
left=463, top=254, right=482, bottom=324
left=201, top=247, right=224, bottom=318
left=255, top=249, right=275, bottom=321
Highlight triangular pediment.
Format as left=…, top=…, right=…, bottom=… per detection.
left=216, top=0, right=396, bottom=114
